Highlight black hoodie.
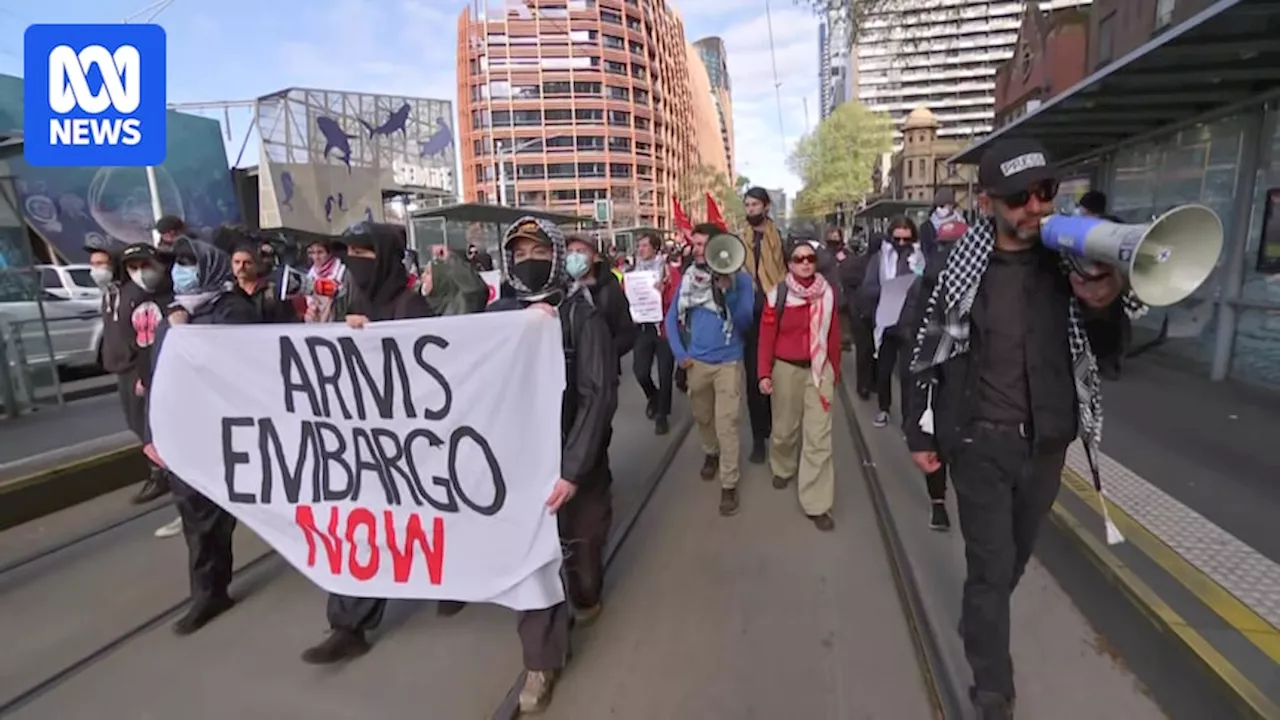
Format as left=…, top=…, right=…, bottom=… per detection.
left=343, top=226, right=432, bottom=321
left=103, top=244, right=173, bottom=380
left=582, top=259, right=636, bottom=375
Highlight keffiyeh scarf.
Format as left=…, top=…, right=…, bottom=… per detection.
left=782, top=273, right=834, bottom=411
left=908, top=216, right=1147, bottom=545
left=677, top=264, right=733, bottom=344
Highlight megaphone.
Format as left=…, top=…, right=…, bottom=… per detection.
left=274, top=264, right=346, bottom=302
left=1040, top=204, right=1223, bottom=307
left=705, top=233, right=746, bottom=276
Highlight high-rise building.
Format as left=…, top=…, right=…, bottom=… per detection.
left=850, top=0, right=1091, bottom=147
left=456, top=0, right=721, bottom=229
left=693, top=36, right=735, bottom=176
left=818, top=14, right=850, bottom=119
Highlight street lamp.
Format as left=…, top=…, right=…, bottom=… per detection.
left=495, top=135, right=570, bottom=207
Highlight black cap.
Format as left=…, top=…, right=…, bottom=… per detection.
left=978, top=139, right=1056, bottom=197
left=120, top=242, right=160, bottom=264
left=156, top=215, right=185, bottom=234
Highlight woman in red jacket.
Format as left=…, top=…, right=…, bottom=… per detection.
left=757, top=238, right=842, bottom=531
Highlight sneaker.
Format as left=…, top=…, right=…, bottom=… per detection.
left=131, top=473, right=170, bottom=505
left=772, top=475, right=789, bottom=489
left=719, top=488, right=740, bottom=516
left=700, top=454, right=719, bottom=481
left=574, top=603, right=602, bottom=627
left=518, top=669, right=558, bottom=714
left=748, top=439, right=766, bottom=464
left=809, top=513, right=835, bottom=531
left=929, top=502, right=951, bottom=531
left=172, top=595, right=234, bottom=636
left=301, top=628, right=371, bottom=664
left=155, top=517, right=184, bottom=538
left=873, top=411, right=890, bottom=427
left=645, top=396, right=657, bottom=419
left=971, top=689, right=1014, bottom=720
left=654, top=415, right=669, bottom=436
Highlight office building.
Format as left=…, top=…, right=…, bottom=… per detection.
left=693, top=36, right=735, bottom=175
left=818, top=14, right=850, bottom=119
left=851, top=0, right=1092, bottom=147
left=456, top=0, right=725, bottom=230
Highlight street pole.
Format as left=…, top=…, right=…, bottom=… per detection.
left=497, top=155, right=508, bottom=207
left=145, top=165, right=164, bottom=245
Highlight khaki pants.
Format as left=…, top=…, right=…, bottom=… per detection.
left=769, top=361, right=835, bottom=516
left=687, top=360, right=742, bottom=489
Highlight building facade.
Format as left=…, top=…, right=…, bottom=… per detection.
left=889, top=107, right=977, bottom=206
left=693, top=36, right=736, bottom=175
left=1087, top=0, right=1215, bottom=71
left=819, top=14, right=851, bottom=119
left=852, top=0, right=1093, bottom=147
left=993, top=1, right=1089, bottom=129
left=456, top=0, right=712, bottom=230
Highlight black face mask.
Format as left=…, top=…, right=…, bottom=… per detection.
left=512, top=258, right=553, bottom=293
left=345, top=256, right=377, bottom=293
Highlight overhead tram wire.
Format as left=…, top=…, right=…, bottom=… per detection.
left=762, top=0, right=787, bottom=161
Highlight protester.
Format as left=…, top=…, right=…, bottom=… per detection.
left=859, top=217, right=924, bottom=428
left=825, top=227, right=855, bottom=351
left=630, top=231, right=676, bottom=435
left=1077, top=190, right=1131, bottom=380
left=565, top=235, right=636, bottom=375
left=467, top=243, right=495, bottom=272
left=741, top=187, right=786, bottom=463
left=840, top=231, right=877, bottom=399
left=421, top=246, right=490, bottom=316
left=302, top=239, right=349, bottom=323
left=140, top=238, right=257, bottom=634
left=666, top=241, right=691, bottom=393
left=903, top=138, right=1133, bottom=718
left=918, top=188, right=965, bottom=258
left=299, top=223, right=435, bottom=665
left=897, top=217, right=968, bottom=532
left=490, top=216, right=618, bottom=713
left=231, top=244, right=297, bottom=323
left=155, top=214, right=187, bottom=251
left=665, top=223, right=754, bottom=516
left=757, top=239, right=841, bottom=531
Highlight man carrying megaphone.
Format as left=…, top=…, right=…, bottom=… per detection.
left=900, top=138, right=1145, bottom=718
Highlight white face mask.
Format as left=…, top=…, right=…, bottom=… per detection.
left=128, top=266, right=164, bottom=292
left=90, top=266, right=114, bottom=288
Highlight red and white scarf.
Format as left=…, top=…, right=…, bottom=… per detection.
left=779, top=272, right=834, bottom=409
left=306, top=256, right=346, bottom=321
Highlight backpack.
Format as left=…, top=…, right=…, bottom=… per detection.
left=773, top=282, right=789, bottom=326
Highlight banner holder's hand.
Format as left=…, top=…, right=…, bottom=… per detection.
left=529, top=302, right=557, bottom=318
left=546, top=478, right=577, bottom=513
left=347, top=314, right=369, bottom=329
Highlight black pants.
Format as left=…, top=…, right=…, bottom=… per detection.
left=950, top=425, right=1065, bottom=700
left=875, top=331, right=903, bottom=413
left=116, top=369, right=146, bottom=439
left=172, top=477, right=236, bottom=603
left=632, top=325, right=674, bottom=418
left=851, top=313, right=876, bottom=395
left=742, top=300, right=771, bottom=441
left=518, top=459, right=614, bottom=670
left=890, top=347, right=948, bottom=503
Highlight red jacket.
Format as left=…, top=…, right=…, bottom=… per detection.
left=658, top=261, right=682, bottom=338
left=757, top=285, right=841, bottom=383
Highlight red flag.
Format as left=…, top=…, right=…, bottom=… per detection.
left=672, top=197, right=694, bottom=235
left=705, top=192, right=727, bottom=232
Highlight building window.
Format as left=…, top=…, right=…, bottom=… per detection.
left=609, top=162, right=632, bottom=178
left=605, top=60, right=627, bottom=75
left=576, top=108, right=604, bottom=123
left=608, top=137, right=631, bottom=152
left=600, top=9, right=622, bottom=24
left=603, top=34, right=625, bottom=50
left=607, top=85, right=630, bottom=100
left=1097, top=12, right=1116, bottom=68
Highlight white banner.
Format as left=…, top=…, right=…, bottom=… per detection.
left=479, top=269, right=501, bottom=305
left=623, top=270, right=663, bottom=324
left=149, top=311, right=567, bottom=610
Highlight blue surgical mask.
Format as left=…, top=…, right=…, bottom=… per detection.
left=171, top=264, right=200, bottom=294
left=565, top=251, right=591, bottom=280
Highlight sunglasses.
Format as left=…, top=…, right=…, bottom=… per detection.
left=790, top=254, right=816, bottom=265
left=993, top=180, right=1059, bottom=209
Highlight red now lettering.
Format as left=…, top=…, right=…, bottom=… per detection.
left=295, top=505, right=445, bottom=585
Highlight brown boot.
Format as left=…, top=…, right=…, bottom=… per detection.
left=700, top=454, right=719, bottom=481
left=809, top=512, right=835, bottom=532
left=719, top=488, right=739, bottom=516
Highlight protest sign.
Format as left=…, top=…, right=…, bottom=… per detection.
left=149, top=311, right=567, bottom=610
left=479, top=270, right=501, bottom=305
left=623, top=270, right=663, bottom=323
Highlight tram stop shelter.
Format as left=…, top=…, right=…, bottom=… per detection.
left=853, top=199, right=931, bottom=236
left=949, top=0, right=1280, bottom=390
left=407, top=203, right=594, bottom=262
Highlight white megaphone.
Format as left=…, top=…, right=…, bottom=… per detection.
left=705, top=232, right=747, bottom=276
left=1039, top=204, right=1223, bottom=307
left=275, top=264, right=346, bottom=302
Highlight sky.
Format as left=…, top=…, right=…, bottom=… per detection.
left=0, top=0, right=820, bottom=197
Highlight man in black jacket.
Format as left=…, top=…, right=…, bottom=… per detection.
left=141, top=238, right=258, bottom=636
left=565, top=234, right=637, bottom=374
left=300, top=223, right=434, bottom=665
left=231, top=244, right=299, bottom=323
left=842, top=232, right=878, bottom=398
left=492, top=216, right=618, bottom=715
left=902, top=139, right=1136, bottom=719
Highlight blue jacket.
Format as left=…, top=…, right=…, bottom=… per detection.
left=664, top=270, right=754, bottom=365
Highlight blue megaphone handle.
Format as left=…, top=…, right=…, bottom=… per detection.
left=1041, top=214, right=1111, bottom=280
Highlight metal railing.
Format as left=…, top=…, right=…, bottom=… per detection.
left=0, top=316, right=69, bottom=418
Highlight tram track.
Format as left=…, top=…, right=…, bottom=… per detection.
left=835, top=379, right=969, bottom=720
left=0, top=500, right=173, bottom=578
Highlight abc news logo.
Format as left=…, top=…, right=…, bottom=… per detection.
left=23, top=24, right=166, bottom=167
left=47, top=44, right=143, bottom=147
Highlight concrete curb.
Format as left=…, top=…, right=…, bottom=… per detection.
left=0, top=443, right=146, bottom=532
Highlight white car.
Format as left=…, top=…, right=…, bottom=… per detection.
left=37, top=264, right=101, bottom=303
left=0, top=270, right=103, bottom=372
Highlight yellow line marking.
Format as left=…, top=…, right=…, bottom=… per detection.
left=0, top=444, right=141, bottom=495
left=1061, top=469, right=1280, bottom=665
left=1050, top=500, right=1280, bottom=720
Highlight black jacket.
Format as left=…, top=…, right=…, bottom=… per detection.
left=236, top=281, right=299, bottom=324
left=101, top=279, right=172, bottom=378
left=144, top=292, right=258, bottom=443
left=489, top=293, right=618, bottom=487
left=585, top=261, right=636, bottom=374
left=902, top=244, right=1124, bottom=461
left=838, top=249, right=873, bottom=317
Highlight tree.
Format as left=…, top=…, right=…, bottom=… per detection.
left=677, top=163, right=746, bottom=230
left=789, top=101, right=892, bottom=220
left=799, top=0, right=912, bottom=44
